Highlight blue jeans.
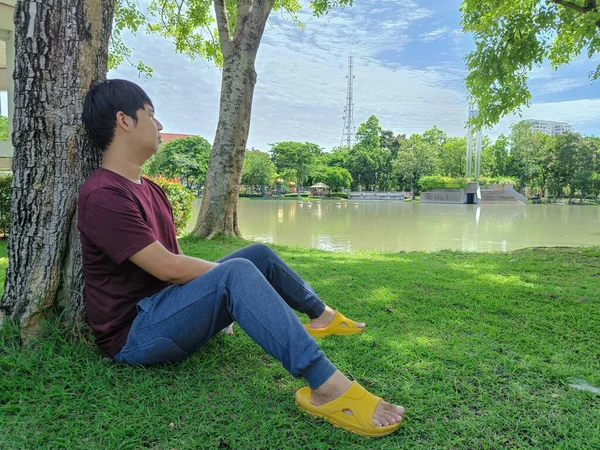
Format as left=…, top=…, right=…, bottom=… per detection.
left=113, top=243, right=337, bottom=389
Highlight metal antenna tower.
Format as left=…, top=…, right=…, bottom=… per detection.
left=341, top=56, right=356, bottom=147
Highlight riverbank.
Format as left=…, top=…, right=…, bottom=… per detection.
left=1, top=238, right=599, bottom=449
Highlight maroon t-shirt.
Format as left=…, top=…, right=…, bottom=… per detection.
left=77, top=167, right=179, bottom=356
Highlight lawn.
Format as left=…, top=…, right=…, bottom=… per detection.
left=1, top=238, right=599, bottom=449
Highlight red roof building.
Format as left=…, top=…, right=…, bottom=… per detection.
left=160, top=133, right=198, bottom=143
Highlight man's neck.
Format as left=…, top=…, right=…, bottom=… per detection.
left=101, top=147, right=144, bottom=183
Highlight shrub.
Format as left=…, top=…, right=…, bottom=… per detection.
left=0, top=174, right=11, bottom=237
left=477, top=176, right=517, bottom=187
left=146, top=176, right=195, bottom=232
left=330, top=192, right=349, bottom=199
left=239, top=193, right=263, bottom=198
left=420, top=175, right=469, bottom=191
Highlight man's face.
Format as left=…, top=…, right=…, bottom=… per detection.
left=131, top=103, right=163, bottom=158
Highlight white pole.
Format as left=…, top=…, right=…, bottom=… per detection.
left=466, top=103, right=473, bottom=178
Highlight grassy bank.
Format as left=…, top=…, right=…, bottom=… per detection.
left=1, top=239, right=599, bottom=449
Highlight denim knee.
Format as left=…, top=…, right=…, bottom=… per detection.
left=246, top=243, right=274, bottom=258
left=220, top=257, right=259, bottom=279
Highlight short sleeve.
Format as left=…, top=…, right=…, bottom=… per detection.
left=80, top=187, right=158, bottom=265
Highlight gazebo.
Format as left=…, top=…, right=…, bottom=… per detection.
left=310, top=182, right=330, bottom=197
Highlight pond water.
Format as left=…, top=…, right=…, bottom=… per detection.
left=187, top=198, right=600, bottom=252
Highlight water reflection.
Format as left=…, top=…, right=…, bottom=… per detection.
left=186, top=199, right=600, bottom=252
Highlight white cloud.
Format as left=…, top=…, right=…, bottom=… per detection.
left=420, top=26, right=462, bottom=43
left=535, top=77, right=591, bottom=95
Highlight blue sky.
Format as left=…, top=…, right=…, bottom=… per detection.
left=110, top=0, right=600, bottom=151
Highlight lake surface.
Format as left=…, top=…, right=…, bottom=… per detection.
left=187, top=199, right=600, bottom=252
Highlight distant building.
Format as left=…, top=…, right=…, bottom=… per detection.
left=525, top=120, right=573, bottom=135
left=160, top=133, right=197, bottom=143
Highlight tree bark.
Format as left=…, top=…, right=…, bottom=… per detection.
left=193, top=0, right=274, bottom=239
left=0, top=0, right=114, bottom=339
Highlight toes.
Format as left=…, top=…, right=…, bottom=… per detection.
left=374, top=416, right=391, bottom=427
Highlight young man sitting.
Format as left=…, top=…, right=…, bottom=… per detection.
left=78, top=79, right=405, bottom=437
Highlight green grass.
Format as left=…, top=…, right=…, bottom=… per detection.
left=1, top=238, right=599, bottom=449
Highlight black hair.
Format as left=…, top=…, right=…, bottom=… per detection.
left=82, top=79, right=154, bottom=151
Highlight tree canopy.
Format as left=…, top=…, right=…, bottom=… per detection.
left=242, top=149, right=277, bottom=192
left=145, top=136, right=211, bottom=187
left=462, top=0, right=600, bottom=127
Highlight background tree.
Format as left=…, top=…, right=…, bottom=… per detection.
left=507, top=121, right=541, bottom=193
left=552, top=133, right=597, bottom=200
left=380, top=130, right=405, bottom=160
left=423, top=125, right=447, bottom=160
left=241, top=149, right=276, bottom=193
left=115, top=0, right=353, bottom=238
left=347, top=115, right=391, bottom=190
left=462, top=0, right=600, bottom=128
left=1, top=0, right=114, bottom=337
left=393, top=134, right=437, bottom=197
left=145, top=136, right=211, bottom=189
left=270, top=141, right=322, bottom=192
left=324, top=146, right=350, bottom=168
left=438, top=137, right=467, bottom=177
left=478, top=136, right=494, bottom=177
left=488, top=134, right=510, bottom=177
left=322, top=166, right=352, bottom=192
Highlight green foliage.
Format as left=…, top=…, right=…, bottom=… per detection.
left=487, top=134, right=510, bottom=177
left=146, top=176, right=195, bottom=232
left=476, top=176, right=517, bottom=187
left=324, top=146, right=350, bottom=168
left=270, top=141, right=322, bottom=188
left=551, top=132, right=598, bottom=199
left=330, top=191, right=349, bottom=199
left=393, top=134, right=437, bottom=195
left=379, top=130, right=404, bottom=159
left=347, top=115, right=393, bottom=190
left=0, top=116, right=8, bottom=141
left=0, top=174, right=11, bottom=237
left=462, top=0, right=600, bottom=127
left=437, top=137, right=467, bottom=177
left=507, top=121, right=548, bottom=192
left=322, top=166, right=352, bottom=191
left=242, top=149, right=277, bottom=192
left=420, top=175, right=469, bottom=191
left=145, top=137, right=211, bottom=188
left=109, top=0, right=153, bottom=77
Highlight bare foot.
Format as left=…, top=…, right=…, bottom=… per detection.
left=309, top=306, right=366, bottom=330
left=311, top=370, right=404, bottom=427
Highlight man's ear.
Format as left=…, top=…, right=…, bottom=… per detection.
left=115, top=111, right=134, bottom=133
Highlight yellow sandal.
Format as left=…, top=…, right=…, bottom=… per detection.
left=304, top=311, right=364, bottom=337
left=295, top=381, right=402, bottom=438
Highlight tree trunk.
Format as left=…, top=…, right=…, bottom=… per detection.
left=193, top=0, right=274, bottom=239
left=193, top=49, right=257, bottom=238
left=0, top=0, right=114, bottom=339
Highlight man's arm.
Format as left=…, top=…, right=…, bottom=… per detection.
left=129, top=240, right=217, bottom=285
